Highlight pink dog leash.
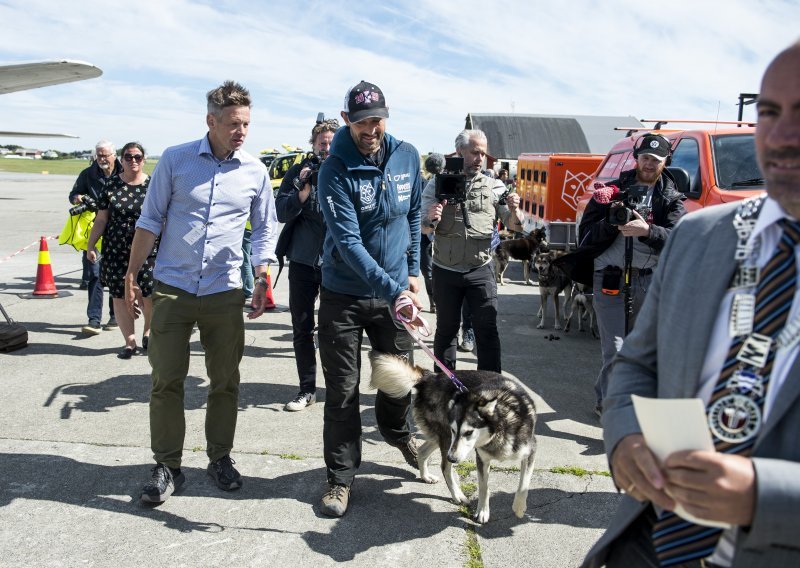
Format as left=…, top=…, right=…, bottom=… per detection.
left=394, top=295, right=467, bottom=393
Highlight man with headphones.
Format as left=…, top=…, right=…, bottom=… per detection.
left=555, top=133, right=687, bottom=416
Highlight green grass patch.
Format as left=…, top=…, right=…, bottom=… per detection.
left=459, top=480, right=483, bottom=568
left=490, top=464, right=520, bottom=473
left=260, top=450, right=270, bottom=455
left=464, top=528, right=483, bottom=568
left=0, top=157, right=157, bottom=176
left=278, top=453, right=303, bottom=461
left=550, top=466, right=611, bottom=477
left=455, top=461, right=477, bottom=477
left=191, top=446, right=204, bottom=452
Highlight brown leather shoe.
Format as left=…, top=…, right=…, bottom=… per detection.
left=320, top=483, right=350, bottom=517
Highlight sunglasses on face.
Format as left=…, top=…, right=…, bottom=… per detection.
left=96, top=153, right=114, bottom=160
left=123, top=154, right=144, bottom=162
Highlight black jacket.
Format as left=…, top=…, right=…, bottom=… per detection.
left=68, top=159, right=123, bottom=204
left=275, top=160, right=326, bottom=269
left=555, top=168, right=687, bottom=287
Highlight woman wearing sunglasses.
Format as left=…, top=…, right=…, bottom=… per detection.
left=87, top=142, right=157, bottom=359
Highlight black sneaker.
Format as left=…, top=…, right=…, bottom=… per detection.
left=387, top=436, right=421, bottom=468
left=103, top=317, right=118, bottom=330
left=207, top=455, right=242, bottom=491
left=141, top=463, right=185, bottom=503
left=320, top=483, right=350, bottom=517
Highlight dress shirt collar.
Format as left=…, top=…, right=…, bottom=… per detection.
left=199, top=134, right=242, bottom=163
left=750, top=195, right=799, bottom=247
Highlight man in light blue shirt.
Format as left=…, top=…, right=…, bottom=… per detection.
left=125, top=80, right=277, bottom=504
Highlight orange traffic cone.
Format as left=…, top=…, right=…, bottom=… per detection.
left=262, top=266, right=276, bottom=310
left=32, top=236, right=58, bottom=297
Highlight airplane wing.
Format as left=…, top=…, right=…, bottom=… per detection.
left=0, top=131, right=78, bottom=138
left=0, top=60, right=102, bottom=95
left=0, top=60, right=102, bottom=138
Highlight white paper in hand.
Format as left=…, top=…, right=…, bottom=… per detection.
left=631, top=395, right=732, bottom=529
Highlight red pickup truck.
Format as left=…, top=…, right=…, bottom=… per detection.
left=569, top=124, right=765, bottom=246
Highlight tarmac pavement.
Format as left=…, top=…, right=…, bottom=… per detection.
left=0, top=172, right=620, bottom=567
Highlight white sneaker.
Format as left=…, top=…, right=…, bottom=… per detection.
left=284, top=392, right=316, bottom=412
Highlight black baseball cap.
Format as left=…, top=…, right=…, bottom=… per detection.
left=343, top=80, right=389, bottom=123
left=637, top=134, right=671, bottom=161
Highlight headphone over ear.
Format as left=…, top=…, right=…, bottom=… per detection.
left=633, top=133, right=672, bottom=166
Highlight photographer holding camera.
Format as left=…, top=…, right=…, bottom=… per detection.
left=275, top=114, right=338, bottom=412
left=556, top=133, right=686, bottom=416
left=423, top=129, right=523, bottom=373
left=68, top=140, right=123, bottom=335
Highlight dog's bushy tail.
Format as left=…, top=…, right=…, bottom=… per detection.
left=368, top=350, right=424, bottom=398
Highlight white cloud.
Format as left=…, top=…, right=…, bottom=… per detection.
left=0, top=0, right=797, bottom=156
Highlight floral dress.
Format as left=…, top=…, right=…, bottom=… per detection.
left=97, top=176, right=158, bottom=298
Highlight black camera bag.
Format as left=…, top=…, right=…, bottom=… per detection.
left=0, top=303, right=28, bottom=353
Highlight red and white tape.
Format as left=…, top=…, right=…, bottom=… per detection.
left=0, top=235, right=59, bottom=264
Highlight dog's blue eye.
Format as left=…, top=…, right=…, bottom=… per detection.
left=463, top=430, right=474, bottom=437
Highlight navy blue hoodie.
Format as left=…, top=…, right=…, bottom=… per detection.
left=317, top=126, right=422, bottom=303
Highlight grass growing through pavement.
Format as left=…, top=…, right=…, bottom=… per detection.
left=278, top=453, right=304, bottom=460
left=455, top=461, right=477, bottom=476
left=458, top=475, right=483, bottom=568
left=550, top=466, right=611, bottom=477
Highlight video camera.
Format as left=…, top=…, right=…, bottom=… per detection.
left=68, top=195, right=98, bottom=216
left=434, top=156, right=474, bottom=229
left=434, top=157, right=467, bottom=203
left=296, top=112, right=329, bottom=189
left=606, top=185, right=651, bottom=226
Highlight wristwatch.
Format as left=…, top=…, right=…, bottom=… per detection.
left=254, top=276, right=268, bottom=288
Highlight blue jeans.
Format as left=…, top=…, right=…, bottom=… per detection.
left=83, top=251, right=104, bottom=324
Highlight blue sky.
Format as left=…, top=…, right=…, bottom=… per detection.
left=0, top=0, right=798, bottom=157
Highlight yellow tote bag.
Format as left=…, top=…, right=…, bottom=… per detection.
left=58, top=211, right=102, bottom=252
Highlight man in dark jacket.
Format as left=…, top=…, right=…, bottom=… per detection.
left=556, top=134, right=687, bottom=416
left=275, top=116, right=338, bottom=412
left=68, top=140, right=122, bottom=335
left=316, top=80, right=424, bottom=517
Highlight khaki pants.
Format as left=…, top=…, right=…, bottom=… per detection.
left=148, top=281, right=245, bottom=468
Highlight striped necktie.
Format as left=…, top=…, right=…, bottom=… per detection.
left=651, top=219, right=800, bottom=567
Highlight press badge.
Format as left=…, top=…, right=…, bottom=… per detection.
left=183, top=222, right=206, bottom=245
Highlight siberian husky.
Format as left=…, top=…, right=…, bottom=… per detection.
left=369, top=351, right=537, bottom=523
left=493, top=228, right=547, bottom=285
left=534, top=251, right=572, bottom=330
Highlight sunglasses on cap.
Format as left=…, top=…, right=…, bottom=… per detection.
left=123, top=154, right=144, bottom=162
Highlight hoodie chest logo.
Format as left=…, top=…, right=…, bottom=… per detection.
left=360, top=181, right=377, bottom=212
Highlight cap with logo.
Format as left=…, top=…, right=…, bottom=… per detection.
left=637, top=134, right=671, bottom=161
left=343, top=81, right=389, bottom=123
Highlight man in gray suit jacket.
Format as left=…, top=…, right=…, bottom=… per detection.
left=584, top=41, right=800, bottom=567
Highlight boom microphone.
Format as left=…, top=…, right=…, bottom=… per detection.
left=424, top=153, right=445, bottom=175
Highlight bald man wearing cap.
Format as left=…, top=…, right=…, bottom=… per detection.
left=315, top=80, right=425, bottom=517
left=556, top=133, right=687, bottom=417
